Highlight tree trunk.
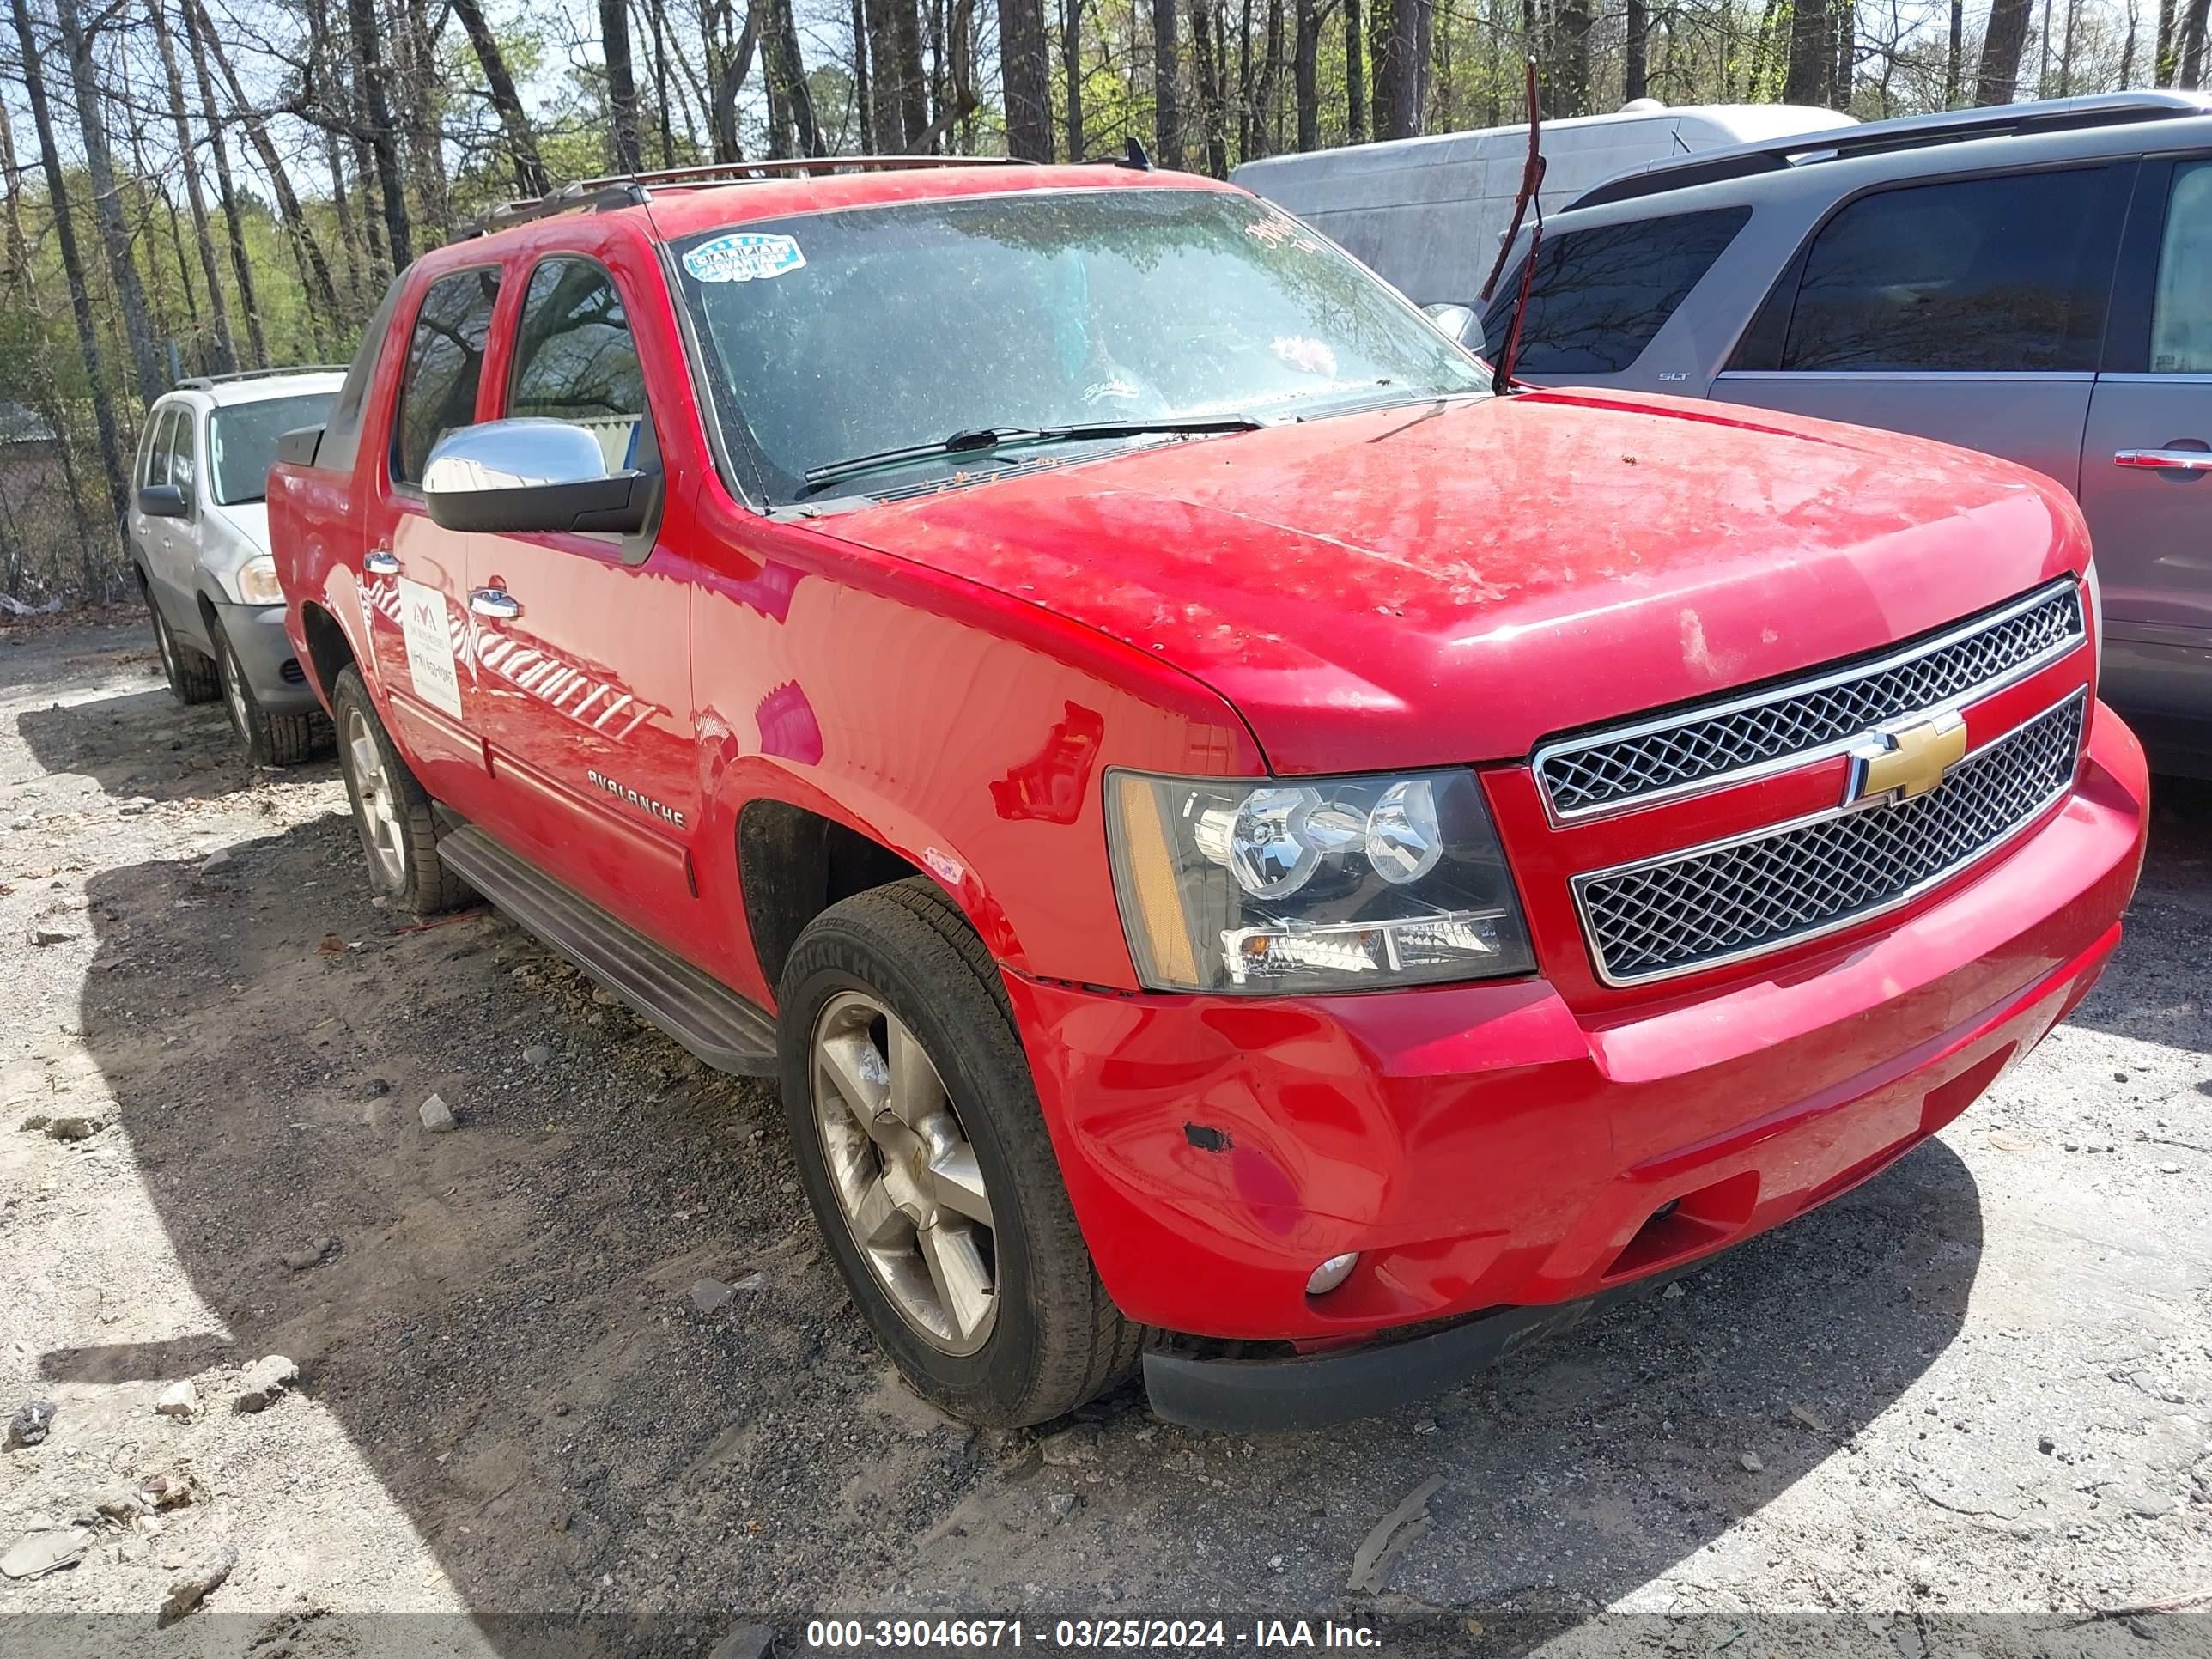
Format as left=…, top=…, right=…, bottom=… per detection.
left=1189, top=0, right=1227, bottom=173
left=8, top=0, right=127, bottom=560
left=1372, top=0, right=1430, bottom=134
left=55, top=0, right=162, bottom=405
left=1292, top=0, right=1321, bottom=149
left=1786, top=0, right=1831, bottom=103
left=197, top=5, right=343, bottom=339
left=2183, top=0, right=2211, bottom=83
left=1237, top=0, right=1254, bottom=159
left=1975, top=0, right=2033, bottom=101
left=345, top=0, right=413, bottom=267
left=1263, top=0, right=1285, bottom=152
left=1553, top=0, right=1591, bottom=117
left=2121, top=0, right=2140, bottom=85
left=647, top=0, right=677, bottom=164
left=1343, top=0, right=1364, bottom=142
left=2156, top=0, right=2179, bottom=80
left=395, top=0, right=450, bottom=240
left=148, top=0, right=234, bottom=374
left=711, top=0, right=763, bottom=161
left=453, top=0, right=550, bottom=195
left=852, top=0, right=874, bottom=148
left=891, top=0, right=928, bottom=147
left=0, top=88, right=96, bottom=586
left=1625, top=0, right=1649, bottom=100
left=768, top=0, right=823, bottom=154
left=1001, top=0, right=1053, bottom=157
left=179, top=0, right=268, bottom=366
left=601, top=0, right=643, bottom=169
left=861, top=0, right=903, bottom=145
left=1945, top=0, right=1963, bottom=103
left=1833, top=0, right=1854, bottom=106
left=1061, top=0, right=1084, bottom=160
left=1152, top=0, right=1184, bottom=167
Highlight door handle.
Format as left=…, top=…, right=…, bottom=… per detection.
left=469, top=587, right=522, bottom=619
left=2112, top=447, right=2212, bottom=472
left=363, top=549, right=401, bottom=574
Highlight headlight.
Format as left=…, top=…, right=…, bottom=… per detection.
left=234, top=555, right=283, bottom=605
left=1107, top=769, right=1535, bottom=994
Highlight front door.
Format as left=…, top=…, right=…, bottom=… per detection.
left=463, top=252, right=698, bottom=927
left=359, top=264, right=503, bottom=808
left=2079, top=153, right=2212, bottom=753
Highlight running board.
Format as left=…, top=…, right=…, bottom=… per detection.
left=435, top=823, right=780, bottom=1077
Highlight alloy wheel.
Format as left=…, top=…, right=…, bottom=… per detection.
left=810, top=990, right=999, bottom=1355
left=343, top=704, right=406, bottom=889
left=217, top=636, right=252, bottom=741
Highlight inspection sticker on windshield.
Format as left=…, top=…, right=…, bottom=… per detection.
left=684, top=232, right=805, bottom=283
left=396, top=577, right=464, bottom=723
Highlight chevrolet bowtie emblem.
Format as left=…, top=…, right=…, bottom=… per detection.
left=1846, top=711, right=1968, bottom=805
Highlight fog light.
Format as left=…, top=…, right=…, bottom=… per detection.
left=1305, top=1252, right=1359, bottom=1296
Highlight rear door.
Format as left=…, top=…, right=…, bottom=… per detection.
left=131, top=406, right=182, bottom=609
left=1710, top=165, right=2134, bottom=495
left=463, top=246, right=698, bottom=925
left=2077, top=152, right=2212, bottom=738
left=361, top=264, right=502, bottom=804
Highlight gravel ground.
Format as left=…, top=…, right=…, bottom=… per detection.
left=1, top=616, right=2209, bottom=1658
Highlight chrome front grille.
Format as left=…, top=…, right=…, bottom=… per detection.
left=1534, top=582, right=2085, bottom=818
left=1573, top=692, right=2086, bottom=986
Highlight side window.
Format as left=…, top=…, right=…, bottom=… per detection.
left=1780, top=169, right=2113, bottom=373
left=140, top=407, right=175, bottom=489
left=2149, top=160, right=2212, bottom=374
left=391, top=268, right=501, bottom=488
left=169, top=408, right=198, bottom=500
left=507, top=258, right=651, bottom=472
left=317, top=276, right=405, bottom=477
left=1480, top=207, right=1750, bottom=374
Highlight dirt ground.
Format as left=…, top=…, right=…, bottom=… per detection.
left=2, top=615, right=2209, bottom=1659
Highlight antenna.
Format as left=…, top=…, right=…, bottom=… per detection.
left=1479, top=60, right=1547, bottom=397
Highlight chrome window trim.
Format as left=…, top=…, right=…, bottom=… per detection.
left=1568, top=689, right=2087, bottom=988
left=1531, top=577, right=2086, bottom=823
left=1713, top=370, right=2100, bottom=382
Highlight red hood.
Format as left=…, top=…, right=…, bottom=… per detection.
left=815, top=391, right=2088, bottom=775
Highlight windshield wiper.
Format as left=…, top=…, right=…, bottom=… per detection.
left=799, top=417, right=1266, bottom=497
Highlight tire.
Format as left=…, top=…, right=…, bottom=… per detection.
left=211, top=617, right=325, bottom=767
left=330, top=666, right=471, bottom=915
left=149, top=592, right=219, bottom=705
left=778, top=878, right=1144, bottom=1427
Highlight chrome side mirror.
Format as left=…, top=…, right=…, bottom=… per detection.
left=422, top=418, right=651, bottom=536
left=1422, top=303, right=1477, bottom=345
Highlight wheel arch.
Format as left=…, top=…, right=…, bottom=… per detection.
left=730, top=781, right=1019, bottom=998
left=297, top=599, right=361, bottom=706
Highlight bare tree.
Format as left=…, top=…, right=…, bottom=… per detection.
left=346, top=0, right=414, bottom=266
left=1976, top=0, right=2034, bottom=98
left=602, top=0, right=645, bottom=168
left=1003, top=0, right=1054, bottom=156
left=1154, top=0, right=1184, bottom=166
left=55, top=0, right=163, bottom=404
left=453, top=0, right=550, bottom=195
left=7, top=0, right=129, bottom=547
left=182, top=0, right=268, bottom=365
left=147, top=0, right=234, bottom=374
left=1787, top=0, right=1832, bottom=100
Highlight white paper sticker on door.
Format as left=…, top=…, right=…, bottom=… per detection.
left=396, top=577, right=464, bottom=723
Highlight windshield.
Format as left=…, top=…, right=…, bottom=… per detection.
left=210, top=392, right=335, bottom=506
left=672, top=187, right=1488, bottom=503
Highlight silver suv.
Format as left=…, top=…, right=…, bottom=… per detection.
left=1462, top=93, right=2212, bottom=777
left=131, top=368, right=343, bottom=764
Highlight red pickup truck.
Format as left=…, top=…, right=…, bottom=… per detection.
left=269, top=156, right=2148, bottom=1431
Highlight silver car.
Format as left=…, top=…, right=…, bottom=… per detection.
left=130, top=368, right=343, bottom=764
left=1446, top=93, right=2212, bottom=777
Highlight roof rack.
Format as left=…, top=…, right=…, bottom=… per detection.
left=1570, top=91, right=2212, bottom=211
left=456, top=155, right=1044, bottom=239
left=174, top=364, right=349, bottom=389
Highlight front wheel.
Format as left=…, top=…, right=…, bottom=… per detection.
left=212, top=617, right=325, bottom=767
left=149, top=596, right=219, bottom=705
left=330, top=666, right=471, bottom=916
left=778, top=878, right=1143, bottom=1426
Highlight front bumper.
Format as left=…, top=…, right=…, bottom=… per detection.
left=210, top=599, right=319, bottom=714
left=1004, top=702, right=2148, bottom=1413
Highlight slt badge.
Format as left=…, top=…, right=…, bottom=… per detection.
left=1845, top=710, right=1968, bottom=806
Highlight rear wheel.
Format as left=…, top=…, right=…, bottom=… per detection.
left=149, top=595, right=218, bottom=705
left=211, top=617, right=324, bottom=767
left=330, top=666, right=471, bottom=915
left=778, top=878, right=1143, bottom=1426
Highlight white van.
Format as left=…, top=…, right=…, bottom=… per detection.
left=1231, top=101, right=1855, bottom=310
